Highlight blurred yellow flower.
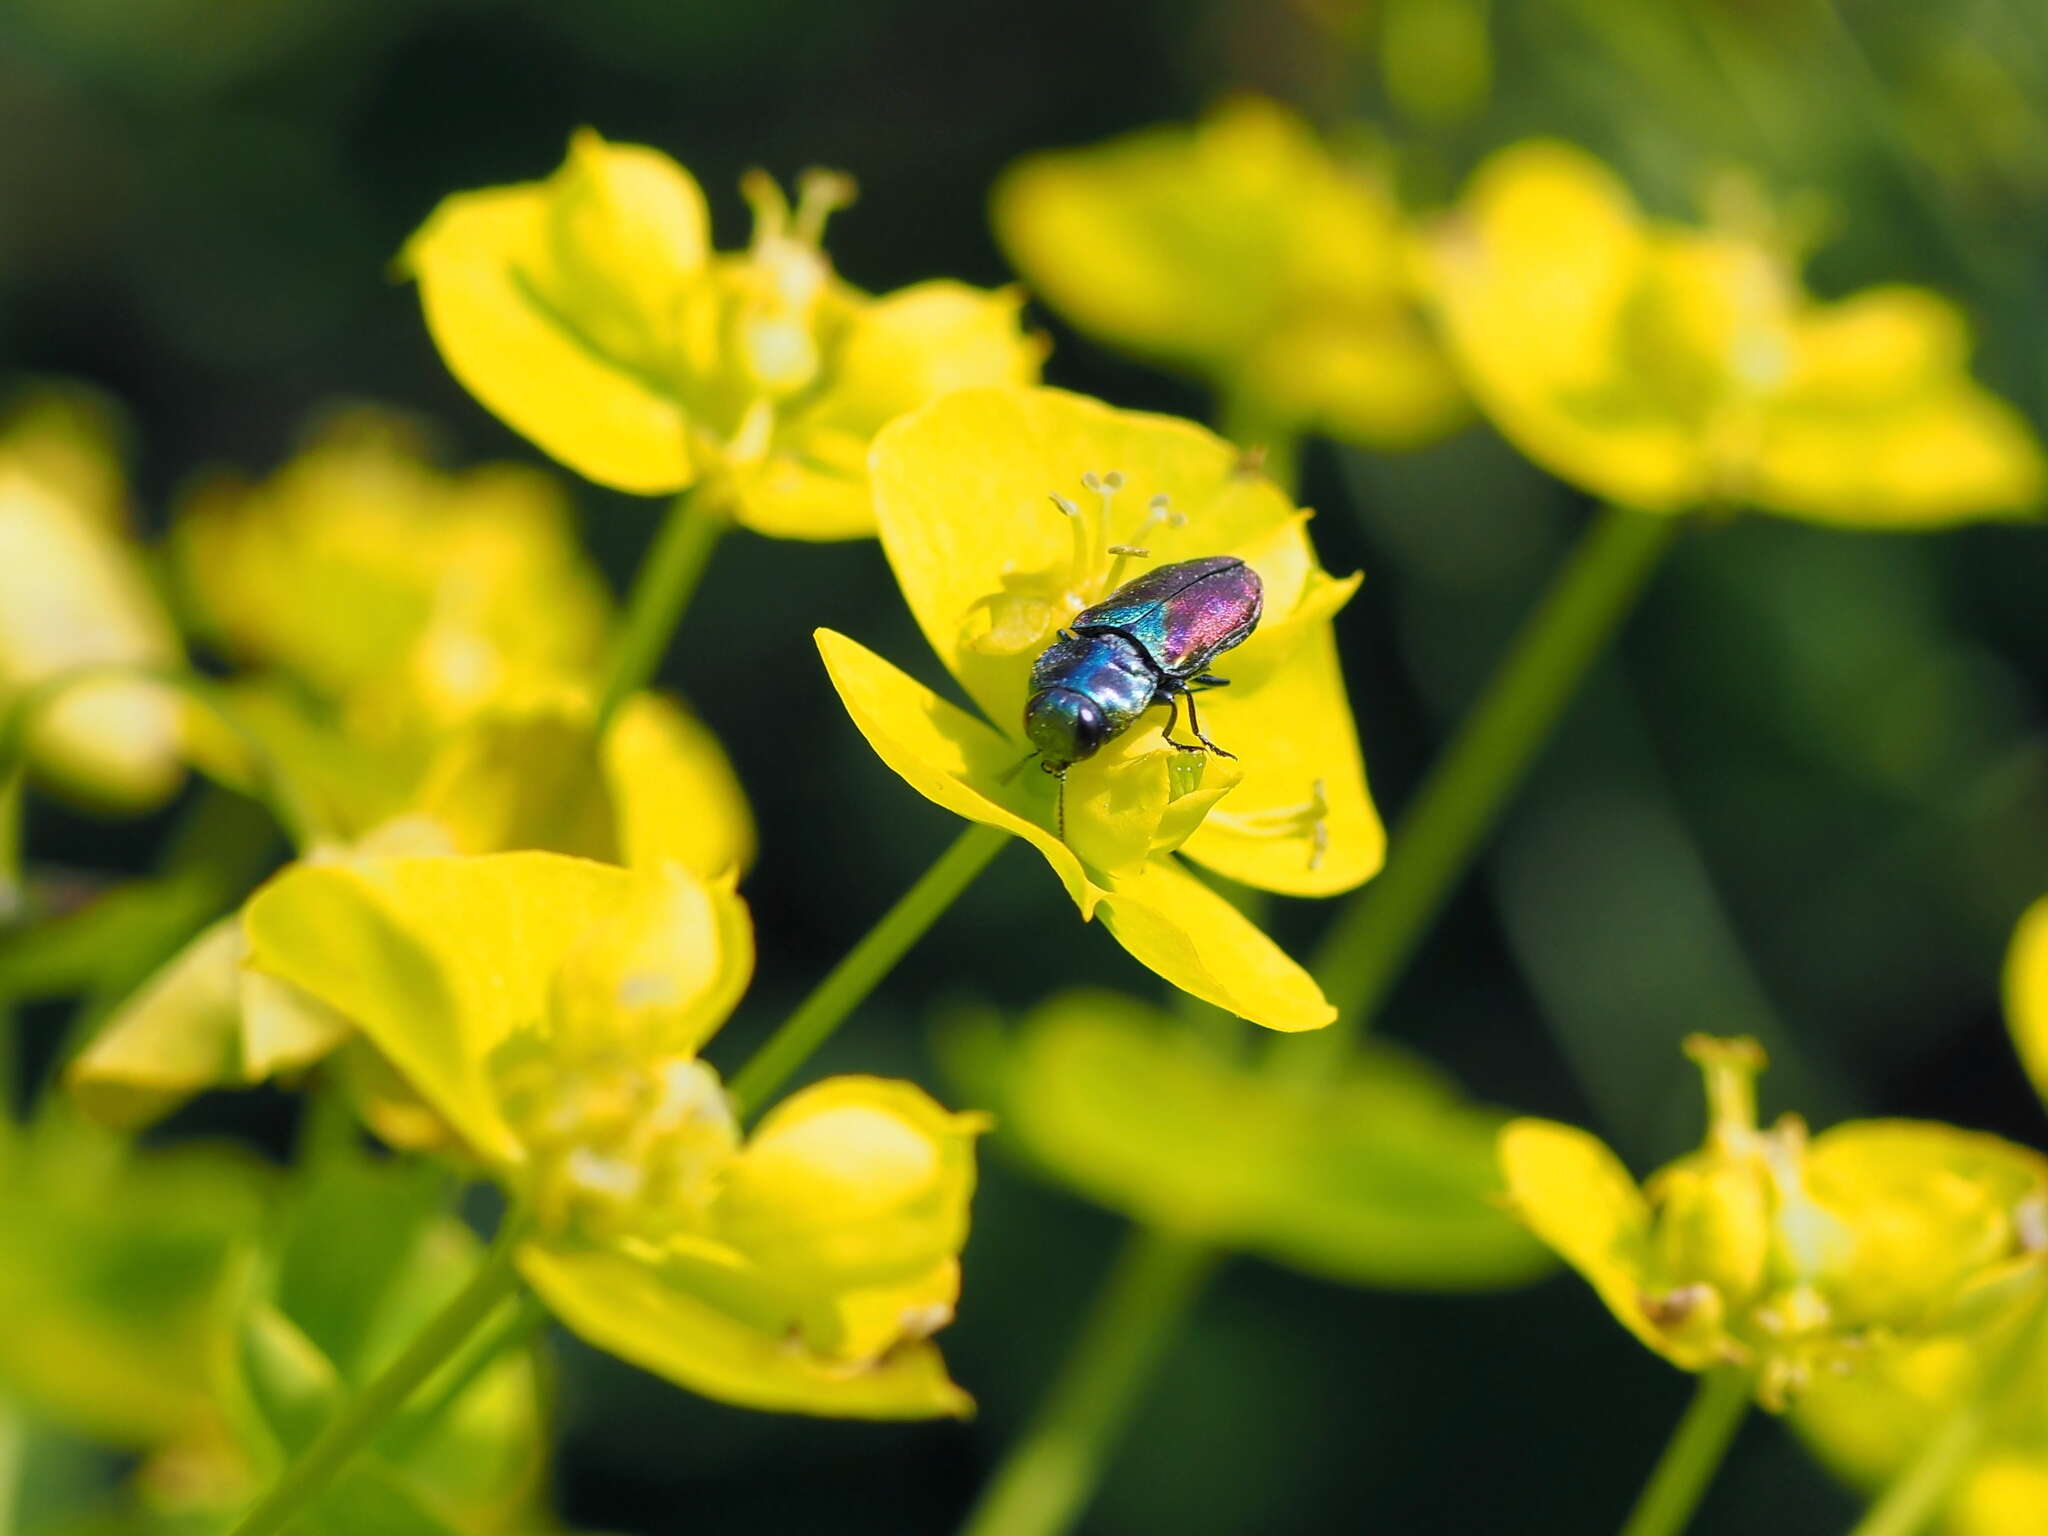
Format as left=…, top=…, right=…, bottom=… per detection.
left=0, top=386, right=185, bottom=810
left=70, top=690, right=752, bottom=1132
left=405, top=129, right=1044, bottom=538
left=176, top=408, right=610, bottom=766
left=1428, top=141, right=2046, bottom=526
left=242, top=851, right=984, bottom=1418
left=1787, top=905, right=2048, bottom=1532
left=946, top=990, right=1549, bottom=1289
left=1500, top=1035, right=2048, bottom=1407
left=818, top=386, right=1384, bottom=1032
left=994, top=96, right=1464, bottom=451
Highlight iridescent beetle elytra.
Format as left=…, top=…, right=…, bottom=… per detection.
left=1022, top=554, right=1263, bottom=776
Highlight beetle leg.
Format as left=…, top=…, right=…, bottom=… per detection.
left=1187, top=672, right=1231, bottom=691
left=1156, top=691, right=1206, bottom=755
left=1182, top=688, right=1236, bottom=759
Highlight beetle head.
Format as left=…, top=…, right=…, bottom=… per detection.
left=1023, top=686, right=1108, bottom=770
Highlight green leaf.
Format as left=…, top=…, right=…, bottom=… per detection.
left=944, top=990, right=1552, bottom=1291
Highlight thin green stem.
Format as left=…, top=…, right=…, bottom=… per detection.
left=958, top=1228, right=1219, bottom=1536
left=728, top=822, right=1009, bottom=1118
left=1303, top=504, right=1679, bottom=1060
left=227, top=1210, right=531, bottom=1536
left=1617, top=1367, right=1752, bottom=1536
left=1844, top=1288, right=2048, bottom=1536
left=386, top=1291, right=550, bottom=1458
left=596, top=484, right=729, bottom=728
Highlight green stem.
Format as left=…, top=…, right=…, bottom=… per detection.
left=228, top=1210, right=531, bottom=1536
left=386, top=1291, right=550, bottom=1458
left=1844, top=1288, right=2048, bottom=1536
left=1304, top=504, right=1679, bottom=1058
left=958, top=1229, right=1219, bottom=1536
left=596, top=484, right=729, bottom=728
left=1617, top=1367, right=1752, bottom=1536
left=728, top=822, right=1009, bottom=1118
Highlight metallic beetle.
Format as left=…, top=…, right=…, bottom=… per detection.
left=1023, top=555, right=1263, bottom=774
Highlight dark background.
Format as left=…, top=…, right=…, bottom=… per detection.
left=8, top=0, right=2048, bottom=1529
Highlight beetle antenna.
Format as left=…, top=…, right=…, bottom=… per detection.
left=998, top=750, right=1037, bottom=784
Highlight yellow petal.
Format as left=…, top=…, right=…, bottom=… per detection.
left=171, top=412, right=612, bottom=723
left=1755, top=289, right=2045, bottom=526
left=0, top=461, right=183, bottom=809
left=868, top=386, right=1315, bottom=735
left=1429, top=141, right=1708, bottom=511
left=731, top=453, right=877, bottom=541
left=716, top=1076, right=984, bottom=1292
left=1095, top=856, right=1334, bottom=1031
left=410, top=707, right=619, bottom=861
left=822, top=1260, right=961, bottom=1366
left=1058, top=722, right=1242, bottom=879
left=1175, top=589, right=1384, bottom=895
left=800, top=283, right=1044, bottom=448
left=549, top=863, right=754, bottom=1062
left=814, top=626, right=1097, bottom=914
left=2007, top=897, right=2048, bottom=1110
left=1955, top=1457, right=2048, bottom=1536
left=991, top=97, right=1447, bottom=446
left=518, top=1243, right=972, bottom=1418
left=242, top=852, right=665, bottom=1164
left=1497, top=1118, right=1718, bottom=1368
left=1805, top=1119, right=2048, bottom=1329
left=67, top=917, right=246, bottom=1128
left=606, top=692, right=756, bottom=876
left=404, top=145, right=697, bottom=494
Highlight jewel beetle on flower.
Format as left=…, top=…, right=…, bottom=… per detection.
left=1024, top=551, right=1263, bottom=774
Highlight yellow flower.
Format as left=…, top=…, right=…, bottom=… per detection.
left=994, top=96, right=1464, bottom=450
left=817, top=386, right=1383, bottom=1031
left=405, top=129, right=1044, bottom=538
left=1499, top=1035, right=2048, bottom=1407
left=176, top=407, right=610, bottom=740
left=0, top=385, right=184, bottom=810
left=69, top=690, right=752, bottom=1131
left=241, top=851, right=984, bottom=1418
left=945, top=990, right=1549, bottom=1289
left=1427, top=141, right=2046, bottom=526
left=1787, top=906, right=2048, bottom=1531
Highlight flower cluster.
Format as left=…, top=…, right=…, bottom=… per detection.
left=1500, top=1035, right=2048, bottom=1408
left=821, top=385, right=1382, bottom=1030
left=407, top=130, right=1044, bottom=537
left=994, top=97, right=1465, bottom=451
left=1427, top=141, right=2046, bottom=525
left=244, top=851, right=983, bottom=1415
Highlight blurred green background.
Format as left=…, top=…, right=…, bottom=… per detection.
left=7, top=0, right=2048, bottom=1529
